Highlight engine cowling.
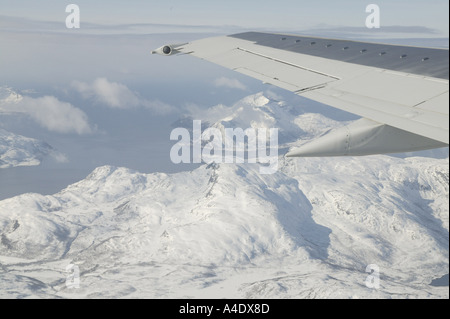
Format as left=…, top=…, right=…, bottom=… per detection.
left=151, top=43, right=186, bottom=56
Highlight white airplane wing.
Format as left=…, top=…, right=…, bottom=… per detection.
left=152, top=32, right=449, bottom=157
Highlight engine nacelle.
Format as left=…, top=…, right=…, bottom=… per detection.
left=151, top=43, right=186, bottom=56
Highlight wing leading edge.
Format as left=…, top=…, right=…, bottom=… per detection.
left=152, top=32, right=449, bottom=157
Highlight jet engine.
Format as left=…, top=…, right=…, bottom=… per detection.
left=151, top=43, right=186, bottom=56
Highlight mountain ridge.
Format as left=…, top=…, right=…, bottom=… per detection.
left=0, top=155, right=447, bottom=298
left=0, top=128, right=54, bottom=168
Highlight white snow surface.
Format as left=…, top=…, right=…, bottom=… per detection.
left=0, top=87, right=65, bottom=168
left=0, top=86, right=24, bottom=105
left=183, top=91, right=345, bottom=147
left=0, top=128, right=54, bottom=168
left=0, top=93, right=448, bottom=299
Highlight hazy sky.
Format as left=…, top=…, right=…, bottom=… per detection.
left=0, top=0, right=448, bottom=35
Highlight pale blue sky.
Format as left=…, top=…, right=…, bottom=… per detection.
left=0, top=0, right=448, bottom=35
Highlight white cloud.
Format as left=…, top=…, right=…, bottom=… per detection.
left=213, top=77, right=248, bottom=91
left=72, top=77, right=176, bottom=114
left=20, top=96, right=92, bottom=134
left=72, top=78, right=140, bottom=109
left=50, top=151, right=69, bottom=164
left=0, top=89, right=92, bottom=135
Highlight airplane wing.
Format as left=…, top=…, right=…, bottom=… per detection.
left=152, top=32, right=449, bottom=157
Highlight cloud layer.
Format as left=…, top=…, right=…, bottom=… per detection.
left=214, top=77, right=248, bottom=91
left=72, top=78, right=176, bottom=114
left=1, top=77, right=175, bottom=137
left=0, top=88, right=92, bottom=135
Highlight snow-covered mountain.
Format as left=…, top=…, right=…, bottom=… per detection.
left=0, top=158, right=448, bottom=298
left=0, top=128, right=55, bottom=168
left=179, top=91, right=346, bottom=147
left=0, top=92, right=448, bottom=299
left=0, top=86, right=24, bottom=105
left=0, top=87, right=66, bottom=168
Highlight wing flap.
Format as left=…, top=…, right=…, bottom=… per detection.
left=332, top=70, right=448, bottom=107
left=416, top=91, right=449, bottom=114
left=183, top=38, right=339, bottom=92
left=236, top=67, right=301, bottom=92
left=303, top=88, right=449, bottom=143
